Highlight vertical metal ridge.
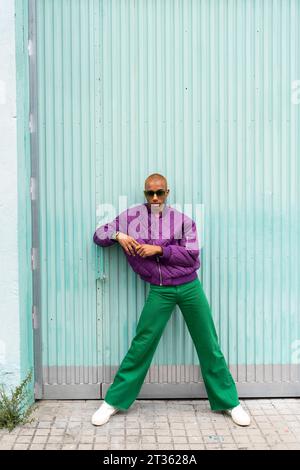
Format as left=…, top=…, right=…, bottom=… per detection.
left=63, top=0, right=73, bottom=386
left=290, top=0, right=300, bottom=384
left=61, top=0, right=66, bottom=384
left=78, top=1, right=83, bottom=384
left=51, top=0, right=58, bottom=385
left=88, top=0, right=95, bottom=385
left=53, top=0, right=64, bottom=385
left=78, top=0, right=83, bottom=385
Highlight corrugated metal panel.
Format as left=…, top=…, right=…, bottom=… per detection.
left=36, top=0, right=99, bottom=396
left=33, top=0, right=300, bottom=398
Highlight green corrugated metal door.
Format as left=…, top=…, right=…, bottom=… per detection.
left=32, top=0, right=300, bottom=399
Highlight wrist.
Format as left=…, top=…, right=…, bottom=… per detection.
left=111, top=231, right=120, bottom=241
left=157, top=246, right=163, bottom=256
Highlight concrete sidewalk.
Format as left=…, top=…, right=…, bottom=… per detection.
left=0, top=399, right=300, bottom=450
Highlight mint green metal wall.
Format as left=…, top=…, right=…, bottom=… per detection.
left=34, top=0, right=300, bottom=398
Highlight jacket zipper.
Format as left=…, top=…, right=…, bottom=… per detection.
left=156, top=256, right=163, bottom=286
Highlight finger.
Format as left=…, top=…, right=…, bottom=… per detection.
left=123, top=243, right=132, bottom=255
left=131, top=244, right=138, bottom=255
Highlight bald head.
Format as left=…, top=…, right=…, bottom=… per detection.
left=144, top=173, right=168, bottom=191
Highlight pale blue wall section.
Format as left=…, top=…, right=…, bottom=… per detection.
left=0, top=0, right=34, bottom=394
left=0, top=0, right=21, bottom=391
left=28, top=0, right=300, bottom=395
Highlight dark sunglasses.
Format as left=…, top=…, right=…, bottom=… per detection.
left=144, top=189, right=167, bottom=197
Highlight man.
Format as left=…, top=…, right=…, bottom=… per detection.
left=92, top=173, right=251, bottom=427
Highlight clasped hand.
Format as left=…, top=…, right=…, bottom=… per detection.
left=116, top=233, right=162, bottom=257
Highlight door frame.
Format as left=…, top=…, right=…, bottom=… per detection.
left=28, top=0, right=43, bottom=399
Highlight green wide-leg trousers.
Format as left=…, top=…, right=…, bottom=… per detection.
left=104, top=277, right=239, bottom=411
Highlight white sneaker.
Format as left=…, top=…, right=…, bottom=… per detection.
left=225, top=404, right=251, bottom=426
left=91, top=401, right=119, bottom=426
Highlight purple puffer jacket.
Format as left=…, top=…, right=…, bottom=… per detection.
left=93, top=203, right=200, bottom=286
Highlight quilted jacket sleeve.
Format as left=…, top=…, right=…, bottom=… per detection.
left=158, top=217, right=200, bottom=267
left=93, top=209, right=128, bottom=247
